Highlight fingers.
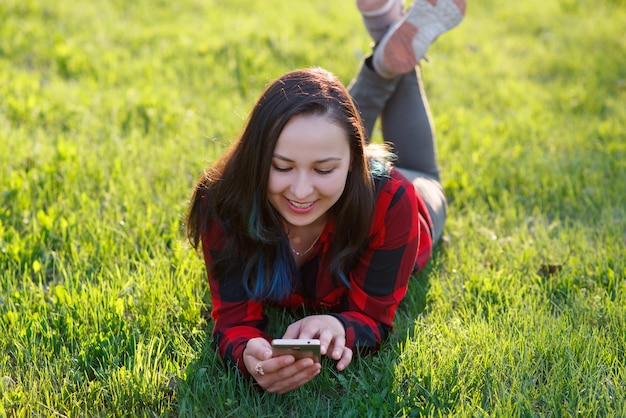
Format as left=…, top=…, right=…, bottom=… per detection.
left=244, top=337, right=273, bottom=362
left=256, top=357, right=321, bottom=394
left=321, top=332, right=353, bottom=371
left=318, top=327, right=342, bottom=356
left=335, top=347, right=353, bottom=371
left=282, top=320, right=303, bottom=339
left=283, top=315, right=345, bottom=342
left=282, top=315, right=351, bottom=367
left=254, top=355, right=295, bottom=377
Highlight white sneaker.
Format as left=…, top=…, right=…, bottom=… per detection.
left=373, top=0, right=466, bottom=78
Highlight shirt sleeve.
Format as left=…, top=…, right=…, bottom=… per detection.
left=202, top=219, right=271, bottom=377
left=331, top=172, right=423, bottom=352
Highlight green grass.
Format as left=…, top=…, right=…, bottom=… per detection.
left=1, top=0, right=625, bottom=416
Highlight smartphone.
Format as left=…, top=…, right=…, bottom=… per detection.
left=271, top=339, right=321, bottom=362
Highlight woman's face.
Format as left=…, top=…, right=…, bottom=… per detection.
left=267, top=113, right=351, bottom=230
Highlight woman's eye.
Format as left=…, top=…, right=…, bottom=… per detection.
left=273, top=165, right=291, bottom=173
left=315, top=168, right=334, bottom=175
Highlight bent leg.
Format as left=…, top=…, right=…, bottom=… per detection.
left=347, top=57, right=401, bottom=141
left=381, top=68, right=439, bottom=179
left=381, top=69, right=446, bottom=242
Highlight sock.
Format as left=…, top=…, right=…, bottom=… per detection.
left=359, top=0, right=405, bottom=42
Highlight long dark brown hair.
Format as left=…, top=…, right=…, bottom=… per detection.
left=187, top=67, right=383, bottom=301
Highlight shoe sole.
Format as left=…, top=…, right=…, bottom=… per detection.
left=375, top=0, right=465, bottom=77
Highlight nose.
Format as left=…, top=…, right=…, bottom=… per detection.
left=290, top=171, right=314, bottom=200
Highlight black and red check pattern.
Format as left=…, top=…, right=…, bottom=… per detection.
left=201, top=168, right=433, bottom=376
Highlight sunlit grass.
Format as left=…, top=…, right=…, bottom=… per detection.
left=1, top=0, right=625, bottom=415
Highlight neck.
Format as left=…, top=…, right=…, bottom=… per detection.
left=285, top=219, right=327, bottom=257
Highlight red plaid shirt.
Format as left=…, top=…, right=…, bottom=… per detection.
left=201, top=168, right=433, bottom=376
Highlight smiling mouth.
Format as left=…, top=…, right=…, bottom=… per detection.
left=288, top=199, right=315, bottom=209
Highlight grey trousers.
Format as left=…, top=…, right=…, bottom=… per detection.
left=348, top=61, right=447, bottom=243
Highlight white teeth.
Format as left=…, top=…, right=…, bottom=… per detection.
left=289, top=200, right=313, bottom=209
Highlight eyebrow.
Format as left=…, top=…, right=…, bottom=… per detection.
left=272, top=154, right=342, bottom=163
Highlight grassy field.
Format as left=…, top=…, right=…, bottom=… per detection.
left=1, top=0, right=625, bottom=416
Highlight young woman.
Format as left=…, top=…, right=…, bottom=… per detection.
left=186, top=0, right=461, bottom=394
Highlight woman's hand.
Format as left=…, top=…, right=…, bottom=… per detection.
left=243, top=337, right=321, bottom=394
left=283, top=315, right=353, bottom=371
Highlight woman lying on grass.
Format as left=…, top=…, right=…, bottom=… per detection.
left=187, top=0, right=464, bottom=394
